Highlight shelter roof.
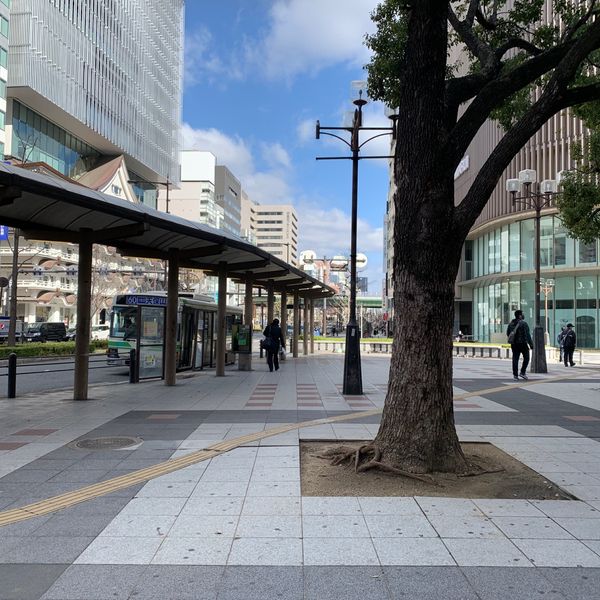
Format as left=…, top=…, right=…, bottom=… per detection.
left=0, top=163, right=334, bottom=297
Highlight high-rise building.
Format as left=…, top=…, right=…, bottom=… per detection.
left=252, top=204, right=298, bottom=265
left=5, top=0, right=183, bottom=192
left=215, top=165, right=242, bottom=236
left=0, top=0, right=185, bottom=325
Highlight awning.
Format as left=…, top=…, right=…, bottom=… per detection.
left=0, top=163, right=334, bottom=298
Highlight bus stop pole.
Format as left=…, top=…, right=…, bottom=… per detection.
left=310, top=299, right=315, bottom=354
left=165, top=248, right=179, bottom=386
left=74, top=235, right=93, bottom=401
left=239, top=273, right=253, bottom=371
left=216, top=262, right=227, bottom=376
left=267, top=280, right=274, bottom=325
left=293, top=292, right=300, bottom=358
left=280, top=290, right=288, bottom=348
left=303, top=297, right=309, bottom=356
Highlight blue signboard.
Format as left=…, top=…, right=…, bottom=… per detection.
left=125, top=295, right=168, bottom=306
left=0, top=226, right=8, bottom=241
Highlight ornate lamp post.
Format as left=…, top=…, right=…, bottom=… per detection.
left=506, top=170, right=558, bottom=373
left=316, top=85, right=396, bottom=394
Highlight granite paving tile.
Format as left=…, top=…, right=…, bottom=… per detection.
left=365, top=514, right=438, bottom=538
left=219, top=566, right=303, bottom=600
left=0, top=536, right=94, bottom=564
left=490, top=516, right=574, bottom=539
left=98, top=514, right=176, bottom=538
left=0, top=563, right=68, bottom=600
left=40, top=564, right=146, bottom=600
left=75, top=536, right=163, bottom=564
left=538, top=567, right=600, bottom=600
left=303, top=537, right=379, bottom=566
left=443, top=538, right=531, bottom=567
left=304, top=566, right=390, bottom=600
left=129, top=565, right=224, bottom=600
left=169, top=514, right=239, bottom=538
left=512, top=539, right=600, bottom=567
left=235, top=515, right=301, bottom=538
left=461, top=566, right=568, bottom=600
left=384, top=566, right=479, bottom=600
left=373, top=537, right=456, bottom=566
left=151, top=536, right=233, bottom=565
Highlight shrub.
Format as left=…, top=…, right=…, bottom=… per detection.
left=0, top=340, right=107, bottom=359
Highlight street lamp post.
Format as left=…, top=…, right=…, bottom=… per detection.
left=506, top=170, right=558, bottom=373
left=316, top=86, right=396, bottom=394
left=541, top=278, right=555, bottom=340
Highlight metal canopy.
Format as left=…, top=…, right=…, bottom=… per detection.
left=0, top=163, right=334, bottom=297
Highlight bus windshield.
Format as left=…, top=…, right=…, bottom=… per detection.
left=111, top=306, right=137, bottom=339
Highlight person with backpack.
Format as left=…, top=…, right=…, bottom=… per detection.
left=263, top=318, right=285, bottom=372
left=557, top=325, right=567, bottom=363
left=562, top=323, right=577, bottom=367
left=507, top=309, right=534, bottom=380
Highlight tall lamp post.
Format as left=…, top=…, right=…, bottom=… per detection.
left=540, top=278, right=555, bottom=340
left=316, top=86, right=396, bottom=394
left=506, top=170, right=558, bottom=373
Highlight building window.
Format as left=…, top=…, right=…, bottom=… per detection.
left=0, top=46, right=6, bottom=69
left=0, top=0, right=10, bottom=7
left=0, top=110, right=5, bottom=130
left=0, top=78, right=5, bottom=99
left=0, top=16, right=8, bottom=38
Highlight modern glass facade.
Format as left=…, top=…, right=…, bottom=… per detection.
left=12, top=101, right=99, bottom=176
left=8, top=0, right=184, bottom=181
left=465, top=215, right=600, bottom=348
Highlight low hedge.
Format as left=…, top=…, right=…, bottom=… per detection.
left=0, top=339, right=107, bottom=359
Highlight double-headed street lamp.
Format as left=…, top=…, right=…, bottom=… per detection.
left=506, top=169, right=559, bottom=373
left=316, top=86, right=397, bottom=394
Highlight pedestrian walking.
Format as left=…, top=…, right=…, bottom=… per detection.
left=507, top=309, right=534, bottom=380
left=562, top=323, right=577, bottom=367
left=557, top=325, right=567, bottom=363
left=263, top=318, right=285, bottom=372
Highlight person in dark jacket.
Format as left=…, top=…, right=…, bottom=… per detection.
left=562, top=323, right=577, bottom=367
left=557, top=325, right=567, bottom=363
left=263, top=318, right=285, bottom=372
left=506, top=309, right=534, bottom=380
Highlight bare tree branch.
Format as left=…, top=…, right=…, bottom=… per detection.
left=495, top=38, right=543, bottom=60
left=448, top=6, right=496, bottom=70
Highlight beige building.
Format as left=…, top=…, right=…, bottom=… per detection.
left=251, top=203, right=298, bottom=265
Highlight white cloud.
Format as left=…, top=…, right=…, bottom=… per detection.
left=261, top=142, right=291, bottom=170
left=257, top=0, right=379, bottom=80
left=185, top=0, right=379, bottom=86
left=297, top=118, right=316, bottom=144
left=182, top=123, right=291, bottom=204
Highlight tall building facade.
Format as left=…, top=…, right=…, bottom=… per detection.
left=252, top=204, right=298, bottom=265
left=215, top=166, right=242, bottom=236
left=0, top=0, right=185, bottom=326
left=5, top=0, right=183, bottom=187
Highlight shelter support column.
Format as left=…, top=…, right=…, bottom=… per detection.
left=216, top=262, right=227, bottom=377
left=239, top=273, right=253, bottom=371
left=293, top=292, right=300, bottom=358
left=303, top=298, right=309, bottom=356
left=280, top=291, right=288, bottom=348
left=165, top=248, right=179, bottom=386
left=267, top=280, right=274, bottom=325
left=310, top=299, right=315, bottom=354
left=73, top=234, right=93, bottom=401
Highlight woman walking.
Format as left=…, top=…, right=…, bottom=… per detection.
left=263, top=318, right=285, bottom=372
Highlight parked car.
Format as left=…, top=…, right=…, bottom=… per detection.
left=91, top=324, right=110, bottom=341
left=65, top=328, right=76, bottom=341
left=22, top=322, right=67, bottom=343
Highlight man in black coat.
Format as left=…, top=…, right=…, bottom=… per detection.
left=506, top=309, right=534, bottom=380
left=263, top=318, right=285, bottom=372
left=562, top=323, right=577, bottom=367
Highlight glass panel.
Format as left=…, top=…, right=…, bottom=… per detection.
left=540, top=215, right=553, bottom=268
left=520, top=220, right=534, bottom=272
left=500, top=226, right=509, bottom=273
left=554, top=277, right=574, bottom=344
left=553, top=216, right=575, bottom=268
left=138, top=306, right=165, bottom=380
left=488, top=233, right=495, bottom=275
left=577, top=240, right=598, bottom=265
left=520, top=279, right=535, bottom=325
left=509, top=222, right=520, bottom=272
left=575, top=276, right=597, bottom=348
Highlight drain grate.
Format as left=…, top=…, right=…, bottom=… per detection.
left=71, top=436, right=142, bottom=450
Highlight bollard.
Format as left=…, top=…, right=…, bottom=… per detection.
left=129, top=349, right=137, bottom=383
left=7, top=352, right=16, bottom=399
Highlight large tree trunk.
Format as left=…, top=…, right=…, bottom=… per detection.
left=374, top=218, right=466, bottom=473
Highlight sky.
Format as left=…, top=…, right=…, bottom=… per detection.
left=182, top=0, right=391, bottom=294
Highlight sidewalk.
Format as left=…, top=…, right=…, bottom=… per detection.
left=1, top=354, right=600, bottom=599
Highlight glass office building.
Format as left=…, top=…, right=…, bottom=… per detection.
left=7, top=0, right=184, bottom=183
left=462, top=214, right=599, bottom=348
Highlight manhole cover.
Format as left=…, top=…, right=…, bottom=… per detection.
left=71, top=436, right=142, bottom=450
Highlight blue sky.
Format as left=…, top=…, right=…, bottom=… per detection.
left=182, top=0, right=389, bottom=292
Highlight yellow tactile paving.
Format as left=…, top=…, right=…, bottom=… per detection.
left=0, top=368, right=596, bottom=527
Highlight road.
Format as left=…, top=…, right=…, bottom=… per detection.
left=0, top=355, right=129, bottom=397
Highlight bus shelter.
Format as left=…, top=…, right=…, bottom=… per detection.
left=0, top=163, right=334, bottom=400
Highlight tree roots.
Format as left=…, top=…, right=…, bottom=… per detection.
left=317, top=443, right=436, bottom=484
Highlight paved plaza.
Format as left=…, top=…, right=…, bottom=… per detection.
left=1, top=353, right=600, bottom=598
